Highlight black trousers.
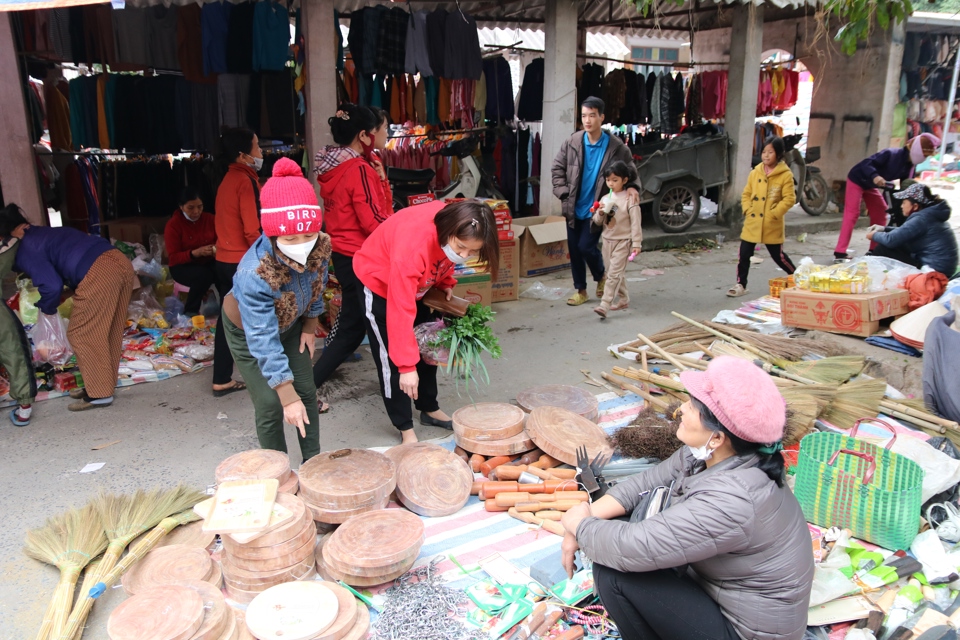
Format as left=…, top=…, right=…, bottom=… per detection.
left=169, top=262, right=218, bottom=315
left=567, top=217, right=605, bottom=291
left=313, top=252, right=366, bottom=388
left=359, top=286, right=440, bottom=431
left=213, top=261, right=238, bottom=385
left=736, top=240, right=796, bottom=288
left=594, top=564, right=740, bottom=640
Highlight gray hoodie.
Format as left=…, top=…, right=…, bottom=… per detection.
left=576, top=449, right=814, bottom=640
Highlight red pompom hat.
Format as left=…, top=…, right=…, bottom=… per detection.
left=260, top=158, right=323, bottom=237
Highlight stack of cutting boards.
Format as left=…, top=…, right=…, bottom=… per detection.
left=297, top=449, right=395, bottom=524
left=216, top=449, right=299, bottom=495
left=516, top=384, right=600, bottom=423
left=122, top=544, right=222, bottom=595
left=245, top=581, right=370, bottom=640
left=108, top=582, right=234, bottom=640
left=385, top=443, right=473, bottom=517
left=452, top=403, right=535, bottom=457
left=318, top=510, right=423, bottom=587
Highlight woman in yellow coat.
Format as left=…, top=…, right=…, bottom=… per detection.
left=727, top=136, right=797, bottom=297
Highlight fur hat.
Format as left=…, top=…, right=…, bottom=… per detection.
left=260, top=158, right=322, bottom=237
left=679, top=356, right=785, bottom=444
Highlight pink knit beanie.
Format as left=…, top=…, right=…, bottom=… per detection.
left=260, top=158, right=322, bottom=237
left=679, top=356, right=785, bottom=444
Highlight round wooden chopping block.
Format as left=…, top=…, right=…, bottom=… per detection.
left=219, top=606, right=239, bottom=640
left=525, top=406, right=613, bottom=466
left=316, top=548, right=413, bottom=588
left=207, top=561, right=223, bottom=588
left=224, top=532, right=316, bottom=572
left=322, top=539, right=419, bottom=578
left=216, top=449, right=291, bottom=485
left=278, top=469, right=300, bottom=495
left=233, top=610, right=254, bottom=640
left=221, top=494, right=310, bottom=555
left=246, top=581, right=340, bottom=640
left=341, top=602, right=370, bottom=640
left=452, top=403, right=526, bottom=441
left=298, top=449, right=396, bottom=510
left=303, top=494, right=390, bottom=525
left=453, top=429, right=536, bottom=457
left=167, top=579, right=229, bottom=640
left=223, top=566, right=318, bottom=607
left=395, top=448, right=472, bottom=517
left=383, top=442, right=447, bottom=475
left=107, top=584, right=204, bottom=640
left=323, top=510, right=424, bottom=570
left=222, top=549, right=316, bottom=589
left=313, top=582, right=359, bottom=640
left=155, top=520, right=216, bottom=551
left=517, top=384, right=599, bottom=422
left=122, top=544, right=213, bottom=596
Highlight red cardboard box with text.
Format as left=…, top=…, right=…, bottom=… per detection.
left=512, top=216, right=570, bottom=277
left=780, top=288, right=910, bottom=337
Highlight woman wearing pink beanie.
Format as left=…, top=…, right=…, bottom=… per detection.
left=560, top=356, right=814, bottom=640
left=221, top=158, right=331, bottom=462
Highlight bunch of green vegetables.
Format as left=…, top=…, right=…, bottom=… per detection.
left=433, top=304, right=502, bottom=392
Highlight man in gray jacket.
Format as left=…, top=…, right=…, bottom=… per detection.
left=551, top=97, right=639, bottom=306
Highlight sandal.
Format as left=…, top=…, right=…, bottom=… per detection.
left=726, top=284, right=748, bottom=298
left=610, top=302, right=629, bottom=311
left=567, top=291, right=589, bottom=306
left=593, top=306, right=607, bottom=319
left=213, top=381, right=247, bottom=397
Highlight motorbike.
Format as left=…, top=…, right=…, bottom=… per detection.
left=386, top=136, right=504, bottom=211
left=782, top=133, right=831, bottom=216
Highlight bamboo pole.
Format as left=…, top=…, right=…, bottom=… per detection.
left=612, top=367, right=690, bottom=402
left=880, top=400, right=960, bottom=433
left=601, top=372, right=671, bottom=411
left=636, top=333, right=690, bottom=371
left=694, top=342, right=716, bottom=358
left=670, top=312, right=778, bottom=363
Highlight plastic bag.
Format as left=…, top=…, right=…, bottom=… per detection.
left=127, top=288, right=169, bottom=329
left=17, top=276, right=41, bottom=326
left=175, top=344, right=215, bottom=362
left=414, top=319, right=449, bottom=366
left=132, top=255, right=163, bottom=283
left=30, top=313, right=73, bottom=367
left=699, top=197, right=718, bottom=219
left=520, top=282, right=575, bottom=301
left=940, top=277, right=960, bottom=310
left=795, top=256, right=922, bottom=294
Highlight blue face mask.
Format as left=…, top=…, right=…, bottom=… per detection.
left=443, top=243, right=468, bottom=265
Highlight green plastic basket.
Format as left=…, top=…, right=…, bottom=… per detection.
left=794, top=418, right=924, bottom=551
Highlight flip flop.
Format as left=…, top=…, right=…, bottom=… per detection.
left=213, top=381, right=247, bottom=398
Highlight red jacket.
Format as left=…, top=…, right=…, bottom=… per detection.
left=215, top=163, right=261, bottom=264
left=315, top=148, right=393, bottom=256
left=164, top=211, right=217, bottom=267
left=354, top=200, right=456, bottom=373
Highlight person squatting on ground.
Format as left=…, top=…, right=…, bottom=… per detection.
left=0, top=234, right=37, bottom=426
left=164, top=186, right=218, bottom=316
left=590, top=160, right=642, bottom=319
left=221, top=158, right=330, bottom=462
left=551, top=97, right=640, bottom=307
left=312, top=103, right=393, bottom=410
left=0, top=204, right=134, bottom=412
left=353, top=200, right=499, bottom=444
left=560, top=356, right=814, bottom=640
left=728, top=136, right=797, bottom=297
left=835, top=133, right=939, bottom=261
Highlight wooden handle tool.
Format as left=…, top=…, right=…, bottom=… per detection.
left=507, top=508, right=565, bottom=536
left=477, top=481, right=519, bottom=500
left=471, top=481, right=484, bottom=496
left=454, top=446, right=470, bottom=463
left=534, top=511, right=563, bottom=521
left=515, top=500, right=582, bottom=512
left=469, top=454, right=485, bottom=473
left=481, top=455, right=518, bottom=477
left=484, top=499, right=509, bottom=512
left=530, top=610, right=564, bottom=638
left=519, top=448, right=545, bottom=465
left=530, top=454, right=562, bottom=469
left=551, top=626, right=585, bottom=640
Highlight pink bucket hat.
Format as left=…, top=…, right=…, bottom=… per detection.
left=679, top=356, right=785, bottom=444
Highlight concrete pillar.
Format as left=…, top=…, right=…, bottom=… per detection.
left=877, top=22, right=905, bottom=151
left=0, top=15, right=45, bottom=225
left=720, top=3, right=764, bottom=222
left=302, top=0, right=336, bottom=192
left=539, top=0, right=578, bottom=216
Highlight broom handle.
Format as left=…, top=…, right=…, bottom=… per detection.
left=614, top=367, right=685, bottom=393
left=876, top=406, right=947, bottom=435
left=60, top=548, right=121, bottom=640
left=694, top=342, right=717, bottom=358
left=752, top=360, right=818, bottom=385
left=636, top=333, right=690, bottom=371
left=36, top=586, right=60, bottom=640
left=670, top=312, right=777, bottom=363
left=601, top=372, right=671, bottom=411
left=50, top=571, right=81, bottom=639
left=880, top=400, right=960, bottom=432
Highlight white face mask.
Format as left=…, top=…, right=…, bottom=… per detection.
left=443, top=243, right=469, bottom=265
left=277, top=238, right=317, bottom=265
left=249, top=155, right=264, bottom=172
left=182, top=210, right=199, bottom=222
left=687, top=434, right=716, bottom=462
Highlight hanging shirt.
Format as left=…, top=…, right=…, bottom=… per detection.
left=201, top=2, right=231, bottom=76
left=575, top=132, right=610, bottom=220
left=253, top=1, right=291, bottom=71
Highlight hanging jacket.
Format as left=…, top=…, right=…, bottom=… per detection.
left=215, top=162, right=261, bottom=263
left=517, top=58, right=545, bottom=121
left=314, top=146, right=393, bottom=257
left=740, top=161, right=796, bottom=244
left=847, top=147, right=915, bottom=190
left=576, top=449, right=814, bottom=640
left=551, top=131, right=638, bottom=228
left=873, top=200, right=959, bottom=276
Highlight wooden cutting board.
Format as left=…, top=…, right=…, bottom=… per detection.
left=525, top=406, right=613, bottom=466
left=454, top=429, right=536, bottom=456
left=278, top=470, right=300, bottom=495
left=222, top=553, right=316, bottom=591
left=303, top=494, right=390, bottom=524
left=168, top=580, right=229, bottom=640
left=341, top=602, right=370, bottom=640
left=395, top=448, right=473, bottom=517
left=517, top=384, right=599, bottom=422
left=316, top=548, right=412, bottom=588
left=216, top=449, right=291, bottom=485
left=452, top=403, right=526, bottom=441
left=202, top=479, right=279, bottom=534
left=298, top=449, right=396, bottom=510
left=245, top=581, right=340, bottom=640
left=383, top=442, right=447, bottom=474
left=224, top=570, right=317, bottom=607
left=313, top=582, right=359, bottom=640
left=234, top=610, right=254, bottom=640
left=323, top=540, right=419, bottom=578
left=154, top=520, right=216, bottom=551
left=107, top=584, right=204, bottom=640
left=223, top=533, right=316, bottom=573
left=122, top=544, right=213, bottom=596
left=323, top=510, right=424, bottom=570
left=220, top=493, right=310, bottom=553
left=222, top=512, right=316, bottom=561
left=219, top=606, right=239, bottom=640
left=195, top=496, right=296, bottom=545
left=207, top=561, right=223, bottom=588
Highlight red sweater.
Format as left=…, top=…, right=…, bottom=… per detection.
left=215, top=163, right=261, bottom=263
left=317, top=154, right=393, bottom=256
left=164, top=211, right=217, bottom=267
left=354, top=200, right=456, bottom=373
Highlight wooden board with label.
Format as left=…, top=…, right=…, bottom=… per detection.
left=525, top=406, right=613, bottom=466
left=452, top=403, right=526, bottom=441
left=517, top=384, right=599, bottom=422
left=220, top=493, right=309, bottom=554
left=245, top=581, right=339, bottom=640
left=194, top=494, right=295, bottom=544
left=396, top=447, right=473, bottom=517
left=202, top=479, right=279, bottom=534
left=298, top=449, right=396, bottom=510
left=107, top=584, right=204, bottom=640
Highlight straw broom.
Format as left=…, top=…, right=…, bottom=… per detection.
left=780, top=356, right=866, bottom=385
left=59, top=485, right=205, bottom=640
left=25, top=503, right=107, bottom=640
left=821, top=379, right=887, bottom=431
left=59, top=508, right=201, bottom=640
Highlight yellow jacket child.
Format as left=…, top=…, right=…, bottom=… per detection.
left=740, top=161, right=795, bottom=245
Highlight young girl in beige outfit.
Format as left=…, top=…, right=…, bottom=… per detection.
left=592, top=161, right=642, bottom=319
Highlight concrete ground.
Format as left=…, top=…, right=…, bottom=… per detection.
left=2, top=197, right=956, bottom=637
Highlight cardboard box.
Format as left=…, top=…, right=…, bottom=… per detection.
left=780, top=288, right=911, bottom=337
left=103, top=216, right=170, bottom=247
left=513, top=216, right=570, bottom=277
left=452, top=272, right=492, bottom=307
left=492, top=240, right=519, bottom=303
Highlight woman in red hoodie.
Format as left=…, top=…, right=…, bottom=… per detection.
left=311, top=103, right=393, bottom=409
left=211, top=127, right=263, bottom=397
left=353, top=200, right=499, bottom=443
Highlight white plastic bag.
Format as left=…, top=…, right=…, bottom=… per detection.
left=520, top=282, right=574, bottom=301
left=886, top=436, right=960, bottom=503
left=30, top=312, right=73, bottom=367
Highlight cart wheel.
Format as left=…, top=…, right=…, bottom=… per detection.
left=393, top=195, right=406, bottom=212
left=653, top=180, right=701, bottom=233
left=800, top=172, right=830, bottom=216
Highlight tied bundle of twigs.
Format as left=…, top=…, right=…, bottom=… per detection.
left=612, top=403, right=684, bottom=460
left=646, top=320, right=845, bottom=361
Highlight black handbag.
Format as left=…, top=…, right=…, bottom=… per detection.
left=630, top=481, right=676, bottom=523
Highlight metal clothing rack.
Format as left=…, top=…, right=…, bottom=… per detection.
left=388, top=126, right=491, bottom=140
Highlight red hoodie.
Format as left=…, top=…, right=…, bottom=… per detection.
left=354, top=200, right=456, bottom=373
left=315, top=147, right=393, bottom=256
